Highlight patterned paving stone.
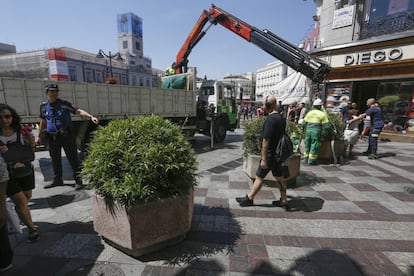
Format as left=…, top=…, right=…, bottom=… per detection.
left=9, top=133, right=414, bottom=275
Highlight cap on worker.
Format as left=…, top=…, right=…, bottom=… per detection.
left=45, top=83, right=59, bottom=91
left=313, top=98, right=323, bottom=106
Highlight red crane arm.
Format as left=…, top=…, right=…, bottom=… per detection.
left=174, top=4, right=330, bottom=83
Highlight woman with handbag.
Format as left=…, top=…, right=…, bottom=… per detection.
left=0, top=104, right=39, bottom=242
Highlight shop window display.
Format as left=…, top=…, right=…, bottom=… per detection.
left=377, top=81, right=414, bottom=131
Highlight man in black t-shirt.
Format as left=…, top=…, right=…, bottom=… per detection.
left=236, top=96, right=289, bottom=208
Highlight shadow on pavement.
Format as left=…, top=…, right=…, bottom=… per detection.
left=293, top=173, right=326, bottom=188
left=38, top=157, right=76, bottom=182
left=285, top=196, right=325, bottom=212
left=137, top=204, right=243, bottom=266
left=7, top=221, right=104, bottom=276
left=191, top=132, right=244, bottom=154
left=30, top=189, right=90, bottom=210
left=247, top=249, right=364, bottom=275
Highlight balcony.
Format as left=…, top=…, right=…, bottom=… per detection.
left=360, top=11, right=414, bottom=40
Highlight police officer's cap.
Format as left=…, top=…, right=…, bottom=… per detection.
left=45, top=83, right=59, bottom=92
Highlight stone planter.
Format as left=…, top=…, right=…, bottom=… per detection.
left=91, top=189, right=194, bottom=257
left=243, top=154, right=301, bottom=185
left=318, top=140, right=344, bottom=163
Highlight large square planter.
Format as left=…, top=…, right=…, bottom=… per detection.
left=91, top=189, right=194, bottom=257
left=243, top=154, right=301, bottom=185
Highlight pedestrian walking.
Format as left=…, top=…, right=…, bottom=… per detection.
left=0, top=104, right=39, bottom=242
left=36, top=84, right=99, bottom=190
left=0, top=156, right=13, bottom=273
left=236, top=96, right=289, bottom=209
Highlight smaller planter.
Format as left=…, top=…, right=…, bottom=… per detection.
left=244, top=154, right=301, bottom=185
left=318, top=140, right=344, bottom=163
left=91, top=189, right=194, bottom=257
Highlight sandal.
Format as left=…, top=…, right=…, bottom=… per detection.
left=28, top=229, right=39, bottom=242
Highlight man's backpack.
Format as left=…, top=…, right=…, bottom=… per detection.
left=274, top=133, right=294, bottom=163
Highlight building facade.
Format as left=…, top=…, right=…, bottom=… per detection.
left=223, top=73, right=256, bottom=103
left=0, top=12, right=155, bottom=87
left=312, top=0, right=414, bottom=131
left=0, top=42, right=16, bottom=55
left=255, top=61, right=288, bottom=102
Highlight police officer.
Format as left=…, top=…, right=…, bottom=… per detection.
left=36, top=84, right=99, bottom=190
left=359, top=98, right=384, bottom=159
left=302, top=98, right=331, bottom=165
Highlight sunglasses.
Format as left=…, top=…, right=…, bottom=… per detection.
left=0, top=115, right=12, bottom=119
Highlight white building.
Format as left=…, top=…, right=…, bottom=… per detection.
left=223, top=73, right=256, bottom=103
left=255, top=61, right=288, bottom=102
left=0, top=12, right=155, bottom=87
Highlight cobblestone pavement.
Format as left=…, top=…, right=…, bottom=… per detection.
left=4, top=129, right=414, bottom=276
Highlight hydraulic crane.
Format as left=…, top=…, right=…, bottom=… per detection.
left=174, top=4, right=330, bottom=83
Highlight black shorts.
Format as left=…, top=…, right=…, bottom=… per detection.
left=6, top=168, right=35, bottom=197
left=256, top=158, right=285, bottom=178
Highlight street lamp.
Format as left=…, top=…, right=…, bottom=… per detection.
left=96, top=49, right=124, bottom=78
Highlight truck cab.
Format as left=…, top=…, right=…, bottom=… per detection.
left=196, top=80, right=238, bottom=142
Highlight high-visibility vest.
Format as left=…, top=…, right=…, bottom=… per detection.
left=165, top=67, right=175, bottom=75
left=304, top=109, right=329, bottom=129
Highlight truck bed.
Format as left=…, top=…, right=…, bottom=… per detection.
left=0, top=78, right=196, bottom=124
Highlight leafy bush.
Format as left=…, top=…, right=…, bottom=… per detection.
left=82, top=116, right=198, bottom=207
left=242, top=116, right=300, bottom=158
left=321, top=109, right=345, bottom=141
left=242, top=116, right=265, bottom=158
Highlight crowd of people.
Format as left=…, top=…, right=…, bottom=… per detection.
left=236, top=95, right=385, bottom=209
left=0, top=84, right=98, bottom=272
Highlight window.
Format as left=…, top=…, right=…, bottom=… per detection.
left=96, top=71, right=103, bottom=83
left=361, top=0, right=414, bottom=39
left=135, top=42, right=140, bottom=50
left=85, top=69, right=93, bottom=83
left=123, top=41, right=128, bottom=49
left=69, top=67, right=77, bottom=81
left=377, top=80, right=414, bottom=129
left=368, top=0, right=414, bottom=21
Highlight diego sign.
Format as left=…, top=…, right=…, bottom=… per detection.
left=344, top=48, right=403, bottom=66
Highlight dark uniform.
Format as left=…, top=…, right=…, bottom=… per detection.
left=365, top=105, right=384, bottom=159
left=40, top=99, right=82, bottom=187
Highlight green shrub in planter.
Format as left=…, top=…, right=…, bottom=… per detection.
left=82, top=116, right=198, bottom=207
left=321, top=109, right=345, bottom=141
left=242, top=117, right=301, bottom=158
left=242, top=116, right=265, bottom=158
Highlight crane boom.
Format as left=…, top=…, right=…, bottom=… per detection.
left=175, top=4, right=330, bottom=83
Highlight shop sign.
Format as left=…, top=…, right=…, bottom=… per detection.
left=344, top=48, right=403, bottom=66
left=332, top=5, right=355, bottom=29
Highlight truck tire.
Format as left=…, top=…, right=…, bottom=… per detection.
left=213, top=118, right=227, bottom=143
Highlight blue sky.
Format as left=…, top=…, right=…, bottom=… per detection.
left=1, top=0, right=317, bottom=79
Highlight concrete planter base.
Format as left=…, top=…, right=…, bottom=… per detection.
left=91, top=189, right=193, bottom=257
left=318, top=140, right=344, bottom=163
left=243, top=154, right=301, bottom=185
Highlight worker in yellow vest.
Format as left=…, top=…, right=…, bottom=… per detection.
left=165, top=62, right=177, bottom=76
left=302, top=98, right=331, bottom=165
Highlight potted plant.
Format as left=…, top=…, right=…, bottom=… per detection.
left=82, top=116, right=198, bottom=257
left=317, top=109, right=346, bottom=162
left=242, top=117, right=301, bottom=185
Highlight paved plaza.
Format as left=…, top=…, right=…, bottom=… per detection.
left=4, top=129, right=414, bottom=275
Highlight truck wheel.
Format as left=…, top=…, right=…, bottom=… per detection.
left=214, top=119, right=227, bottom=143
